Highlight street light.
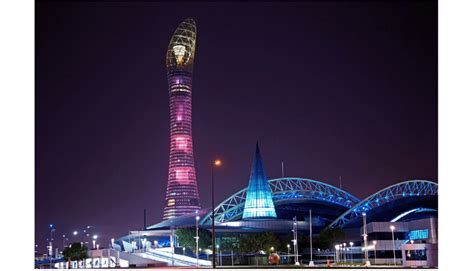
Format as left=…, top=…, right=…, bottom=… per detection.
left=372, top=241, right=377, bottom=265
left=62, top=234, right=67, bottom=249
left=48, top=224, right=55, bottom=267
left=72, top=226, right=92, bottom=244
left=342, top=243, right=346, bottom=263
left=390, top=225, right=396, bottom=265
left=48, top=224, right=55, bottom=255
left=292, top=217, right=299, bottom=265
left=309, top=209, right=314, bottom=266
left=362, top=212, right=369, bottom=266
left=211, top=159, right=221, bottom=269
left=111, top=238, right=114, bottom=249
left=287, top=244, right=291, bottom=263
left=335, top=245, right=339, bottom=263
left=231, top=243, right=235, bottom=266
left=93, top=235, right=98, bottom=250
left=195, top=215, right=200, bottom=267
left=349, top=242, right=354, bottom=264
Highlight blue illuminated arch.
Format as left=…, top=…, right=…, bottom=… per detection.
left=200, top=177, right=360, bottom=225
left=327, top=180, right=438, bottom=229
left=390, top=207, right=437, bottom=222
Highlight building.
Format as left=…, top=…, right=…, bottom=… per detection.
left=163, top=18, right=200, bottom=220
left=359, top=218, right=438, bottom=267
left=114, top=142, right=438, bottom=267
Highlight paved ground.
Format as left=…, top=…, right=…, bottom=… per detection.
left=153, top=265, right=410, bottom=269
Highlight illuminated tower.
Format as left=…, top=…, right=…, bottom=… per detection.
left=242, top=143, right=277, bottom=219
left=163, top=19, right=200, bottom=220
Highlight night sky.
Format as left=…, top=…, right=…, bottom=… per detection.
left=35, top=1, right=437, bottom=253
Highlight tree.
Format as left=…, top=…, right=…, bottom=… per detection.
left=176, top=227, right=212, bottom=252
left=315, top=227, right=345, bottom=250
left=276, top=232, right=307, bottom=253
left=239, top=232, right=281, bottom=254
left=219, top=233, right=240, bottom=252
left=62, top=242, right=88, bottom=261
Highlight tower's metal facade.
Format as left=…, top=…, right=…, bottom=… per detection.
left=163, top=19, right=200, bottom=220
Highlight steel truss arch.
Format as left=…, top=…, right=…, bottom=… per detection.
left=327, top=180, right=438, bottom=229
left=200, top=177, right=360, bottom=225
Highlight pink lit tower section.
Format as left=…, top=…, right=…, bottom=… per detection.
left=163, top=19, right=200, bottom=220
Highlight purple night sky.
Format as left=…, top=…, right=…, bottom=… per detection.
left=35, top=1, right=437, bottom=253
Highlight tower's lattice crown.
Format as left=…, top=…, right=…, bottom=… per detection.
left=166, top=18, right=197, bottom=72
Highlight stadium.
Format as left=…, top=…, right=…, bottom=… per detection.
left=112, top=144, right=438, bottom=268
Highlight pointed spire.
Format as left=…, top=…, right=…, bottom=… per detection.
left=242, top=143, right=277, bottom=220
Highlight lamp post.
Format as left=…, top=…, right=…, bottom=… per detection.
left=362, top=213, right=369, bottom=265
left=211, top=159, right=221, bottom=269
left=292, top=217, right=299, bottom=265
left=171, top=227, right=175, bottom=266
left=339, top=244, right=342, bottom=263
left=48, top=224, right=55, bottom=267
left=231, top=243, right=235, bottom=266
left=287, top=244, right=291, bottom=263
left=195, top=215, right=200, bottom=267
left=216, top=244, right=220, bottom=266
left=349, top=242, right=353, bottom=264
left=73, top=230, right=78, bottom=246
left=220, top=247, right=223, bottom=266
left=93, top=235, right=98, bottom=250
left=82, top=225, right=91, bottom=245
left=335, top=245, right=339, bottom=263
left=309, top=209, right=314, bottom=266
left=295, top=221, right=299, bottom=266
left=390, top=225, right=396, bottom=265
left=372, top=241, right=377, bottom=265
left=62, top=234, right=67, bottom=249
left=48, top=224, right=55, bottom=256
left=342, top=243, right=346, bottom=263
